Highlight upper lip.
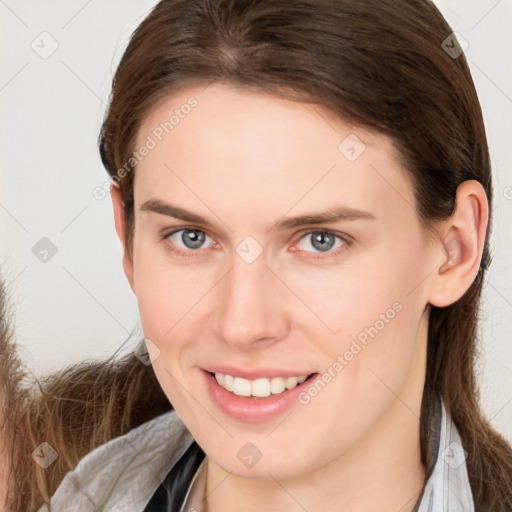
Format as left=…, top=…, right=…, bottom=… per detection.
left=202, top=365, right=316, bottom=380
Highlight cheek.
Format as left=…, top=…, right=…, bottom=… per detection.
left=133, top=254, right=195, bottom=345
left=278, top=250, right=404, bottom=340
left=132, top=254, right=222, bottom=373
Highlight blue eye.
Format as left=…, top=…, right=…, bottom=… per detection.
left=164, top=228, right=215, bottom=256
left=296, top=231, right=347, bottom=256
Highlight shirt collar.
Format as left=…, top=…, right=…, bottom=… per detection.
left=413, top=397, right=475, bottom=511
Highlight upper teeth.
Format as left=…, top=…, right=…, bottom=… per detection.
left=214, top=372, right=308, bottom=398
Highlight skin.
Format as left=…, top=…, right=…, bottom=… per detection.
left=111, top=83, right=488, bottom=512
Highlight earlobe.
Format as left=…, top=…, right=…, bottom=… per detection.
left=428, top=180, right=489, bottom=307
left=110, top=182, right=136, bottom=293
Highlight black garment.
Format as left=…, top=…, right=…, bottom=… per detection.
left=143, top=440, right=206, bottom=512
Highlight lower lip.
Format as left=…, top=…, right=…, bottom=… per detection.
left=202, top=369, right=318, bottom=423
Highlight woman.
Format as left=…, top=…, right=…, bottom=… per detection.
left=2, top=0, right=512, bottom=510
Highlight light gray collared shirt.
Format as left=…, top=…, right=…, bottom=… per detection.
left=38, top=397, right=474, bottom=512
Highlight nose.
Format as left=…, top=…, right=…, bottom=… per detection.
left=212, top=251, right=290, bottom=349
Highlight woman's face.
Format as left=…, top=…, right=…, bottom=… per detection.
left=120, top=83, right=441, bottom=480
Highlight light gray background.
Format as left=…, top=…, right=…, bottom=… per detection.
left=0, top=1, right=511, bottom=442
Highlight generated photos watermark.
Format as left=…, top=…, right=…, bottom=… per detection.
left=297, top=300, right=403, bottom=405
left=92, top=96, right=198, bottom=200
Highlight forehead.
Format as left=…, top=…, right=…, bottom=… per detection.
left=132, top=84, right=415, bottom=227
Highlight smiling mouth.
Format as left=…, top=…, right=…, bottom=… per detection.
left=209, top=371, right=316, bottom=398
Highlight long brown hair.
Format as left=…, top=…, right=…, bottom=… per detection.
left=4, top=0, right=512, bottom=510
left=1, top=279, right=170, bottom=511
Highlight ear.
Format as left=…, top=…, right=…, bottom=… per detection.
left=110, top=182, right=135, bottom=294
left=428, top=180, right=489, bottom=307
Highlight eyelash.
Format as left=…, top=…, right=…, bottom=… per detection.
left=160, top=227, right=352, bottom=260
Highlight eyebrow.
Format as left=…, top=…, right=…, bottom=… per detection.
left=140, top=198, right=376, bottom=231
